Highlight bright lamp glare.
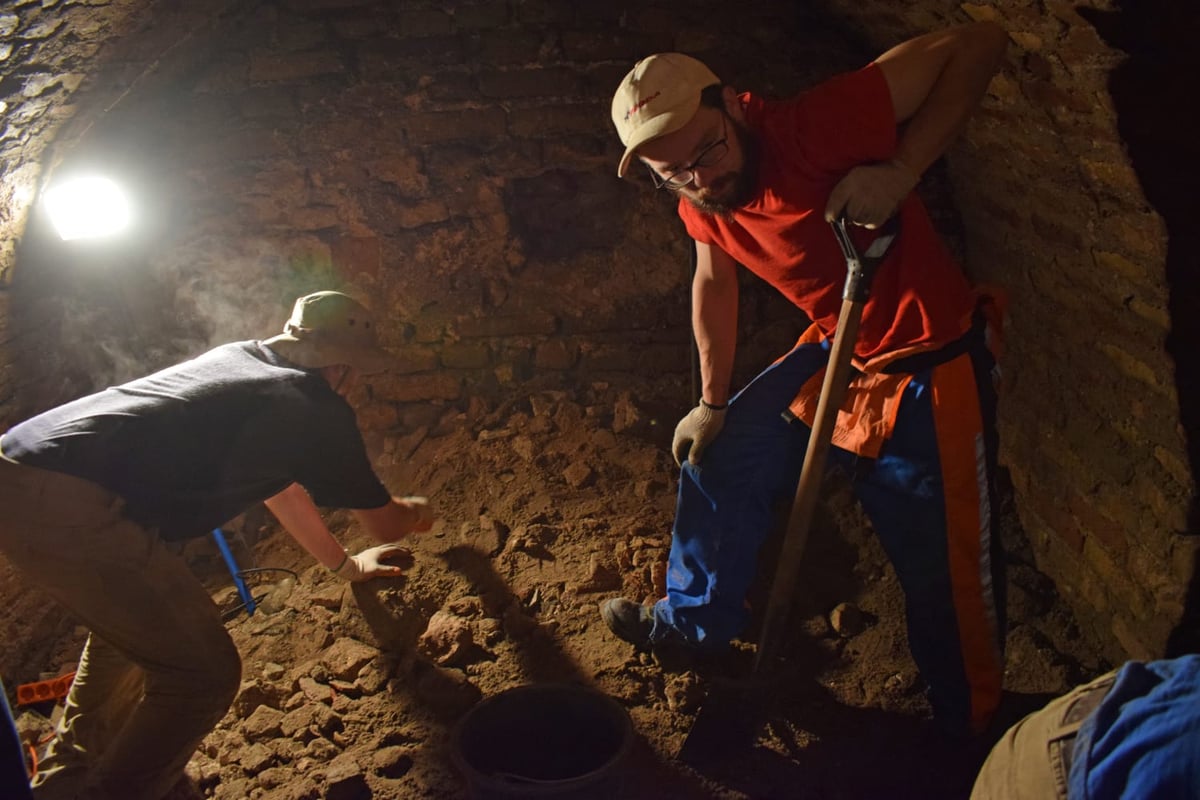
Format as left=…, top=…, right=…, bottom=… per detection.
left=43, top=177, right=132, bottom=241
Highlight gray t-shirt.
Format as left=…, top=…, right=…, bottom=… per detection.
left=0, top=341, right=390, bottom=540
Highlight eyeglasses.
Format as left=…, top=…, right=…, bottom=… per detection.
left=649, top=117, right=730, bottom=190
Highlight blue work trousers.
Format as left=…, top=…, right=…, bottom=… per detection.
left=652, top=337, right=1006, bottom=733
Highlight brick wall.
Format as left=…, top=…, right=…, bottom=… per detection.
left=0, top=0, right=1195, bottom=661
left=818, top=0, right=1197, bottom=660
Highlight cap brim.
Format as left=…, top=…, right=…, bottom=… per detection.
left=616, top=98, right=702, bottom=178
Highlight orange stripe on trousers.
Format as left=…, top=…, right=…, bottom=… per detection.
left=931, top=354, right=1003, bottom=733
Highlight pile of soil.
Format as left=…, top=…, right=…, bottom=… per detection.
left=6, top=382, right=1110, bottom=799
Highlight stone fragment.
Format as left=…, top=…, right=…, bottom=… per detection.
left=512, top=434, right=536, bottom=462
left=280, top=703, right=341, bottom=740
left=574, top=556, right=621, bottom=594
left=307, top=584, right=347, bottom=611
left=419, top=610, right=484, bottom=667
left=650, top=560, right=668, bottom=598
left=664, top=672, right=704, bottom=713
left=213, top=777, right=255, bottom=800
left=612, top=393, right=641, bottom=433
left=563, top=460, right=593, bottom=488
left=255, top=765, right=292, bottom=789
left=297, top=676, right=333, bottom=704
left=238, top=742, right=275, bottom=775
left=305, top=737, right=339, bottom=761
left=321, top=638, right=381, bottom=682
left=324, top=754, right=369, bottom=800
left=241, top=705, right=284, bottom=742
left=830, top=602, right=866, bottom=638
left=231, top=680, right=274, bottom=717
left=372, top=745, right=414, bottom=778
left=355, top=656, right=394, bottom=695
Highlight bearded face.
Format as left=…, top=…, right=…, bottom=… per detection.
left=679, top=113, right=760, bottom=216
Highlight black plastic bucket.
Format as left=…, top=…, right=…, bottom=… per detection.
left=450, top=684, right=634, bottom=799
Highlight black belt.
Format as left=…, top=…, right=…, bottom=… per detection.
left=881, top=309, right=987, bottom=375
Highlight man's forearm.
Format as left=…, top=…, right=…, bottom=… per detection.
left=263, top=483, right=346, bottom=569
left=693, top=244, right=740, bottom=406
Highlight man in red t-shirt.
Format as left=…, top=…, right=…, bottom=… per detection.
left=602, top=23, right=1009, bottom=736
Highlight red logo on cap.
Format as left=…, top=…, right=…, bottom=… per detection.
left=624, top=91, right=661, bottom=121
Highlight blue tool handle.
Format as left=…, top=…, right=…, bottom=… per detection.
left=212, top=528, right=256, bottom=616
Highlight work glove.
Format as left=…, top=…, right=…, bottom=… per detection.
left=672, top=401, right=727, bottom=467
left=824, top=158, right=918, bottom=229
left=333, top=543, right=411, bottom=582
left=397, top=495, right=435, bottom=533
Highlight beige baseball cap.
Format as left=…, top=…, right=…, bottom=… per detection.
left=262, top=291, right=392, bottom=374
left=611, top=53, right=721, bottom=178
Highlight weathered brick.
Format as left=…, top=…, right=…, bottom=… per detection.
left=1132, top=470, right=1190, bottom=534
left=960, top=3, right=1002, bottom=23
left=397, top=9, right=454, bottom=37
left=355, top=403, right=399, bottom=431
left=1153, top=444, right=1193, bottom=491
left=512, top=0, right=574, bottom=26
left=1170, top=535, right=1200, bottom=585
left=395, top=200, right=450, bottom=229
left=1094, top=342, right=1168, bottom=394
left=331, top=236, right=382, bottom=279
left=1110, top=614, right=1156, bottom=661
left=1075, top=563, right=1111, bottom=617
left=451, top=3, right=510, bottom=30
left=373, top=372, right=461, bottom=403
left=560, top=30, right=661, bottom=63
left=1065, top=489, right=1127, bottom=557
left=1105, top=212, right=1168, bottom=259
left=470, top=30, right=546, bottom=65
left=402, top=107, right=507, bottom=145
left=1007, top=31, right=1044, bottom=52
left=249, top=51, right=345, bottom=83
left=423, top=72, right=481, bottom=103
left=508, top=103, right=605, bottom=138
left=357, top=37, right=465, bottom=78
left=478, top=67, right=581, bottom=99
left=440, top=342, right=490, bottom=369
left=580, top=343, right=689, bottom=375
left=533, top=339, right=576, bottom=370
left=1081, top=157, right=1144, bottom=199
left=1026, top=491, right=1084, bottom=553
left=385, top=348, right=439, bottom=375
left=453, top=312, right=557, bottom=338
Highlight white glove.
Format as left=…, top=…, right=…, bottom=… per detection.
left=333, top=543, right=410, bottom=582
left=824, top=158, right=918, bottom=229
left=672, top=401, right=727, bottom=466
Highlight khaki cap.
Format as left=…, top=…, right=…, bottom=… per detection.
left=263, top=291, right=392, bottom=374
left=611, top=53, right=721, bottom=178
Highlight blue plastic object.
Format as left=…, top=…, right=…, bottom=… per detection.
left=211, top=528, right=256, bottom=616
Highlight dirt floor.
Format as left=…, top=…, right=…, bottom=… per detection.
left=5, top=378, right=1113, bottom=799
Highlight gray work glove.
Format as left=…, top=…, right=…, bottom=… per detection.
left=672, top=401, right=727, bottom=466
left=333, top=543, right=410, bottom=582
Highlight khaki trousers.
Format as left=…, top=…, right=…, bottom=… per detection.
left=0, top=458, right=241, bottom=800
left=970, top=669, right=1117, bottom=800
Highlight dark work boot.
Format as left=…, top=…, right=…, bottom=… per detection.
left=600, top=598, right=655, bottom=649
